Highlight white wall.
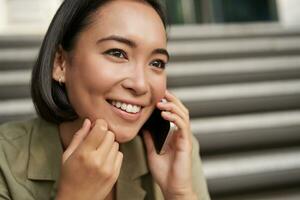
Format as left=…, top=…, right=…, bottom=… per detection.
left=277, top=0, right=300, bottom=27
left=0, top=0, right=61, bottom=34
left=0, top=0, right=7, bottom=32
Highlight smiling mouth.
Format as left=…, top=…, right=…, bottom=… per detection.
left=107, top=100, right=142, bottom=114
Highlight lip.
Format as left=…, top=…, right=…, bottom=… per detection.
left=108, top=101, right=142, bottom=122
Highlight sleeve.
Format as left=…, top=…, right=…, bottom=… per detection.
left=0, top=170, right=11, bottom=200
left=0, top=131, right=12, bottom=200
left=0, top=143, right=11, bottom=200
left=191, top=136, right=211, bottom=200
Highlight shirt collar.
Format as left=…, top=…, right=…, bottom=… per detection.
left=27, top=118, right=63, bottom=181
left=116, top=135, right=149, bottom=199
left=119, top=135, right=149, bottom=180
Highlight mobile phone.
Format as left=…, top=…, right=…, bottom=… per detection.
left=142, top=108, right=176, bottom=154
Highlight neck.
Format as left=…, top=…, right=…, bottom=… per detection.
left=59, top=118, right=84, bottom=150
left=105, top=188, right=115, bottom=200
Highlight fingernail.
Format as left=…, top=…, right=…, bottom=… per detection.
left=83, top=119, right=89, bottom=127
left=82, top=119, right=87, bottom=126
left=162, top=111, right=170, bottom=114
left=160, top=98, right=167, bottom=103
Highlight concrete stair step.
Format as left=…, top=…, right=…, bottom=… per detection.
left=167, top=56, right=300, bottom=87
left=192, top=110, right=300, bottom=152
left=0, top=85, right=30, bottom=100
left=0, top=34, right=42, bottom=48
left=0, top=99, right=34, bottom=115
left=168, top=37, right=300, bottom=61
left=0, top=99, right=35, bottom=123
left=169, top=23, right=300, bottom=41
left=203, top=146, right=300, bottom=195
left=214, top=187, right=300, bottom=200
left=0, top=70, right=31, bottom=99
left=0, top=48, right=38, bottom=70
left=171, top=79, right=300, bottom=117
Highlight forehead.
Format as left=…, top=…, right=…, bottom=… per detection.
left=81, top=0, right=167, bottom=47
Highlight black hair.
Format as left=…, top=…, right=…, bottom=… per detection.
left=31, top=0, right=167, bottom=124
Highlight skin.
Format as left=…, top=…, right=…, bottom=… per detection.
left=52, top=0, right=197, bottom=200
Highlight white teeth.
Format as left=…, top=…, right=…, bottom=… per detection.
left=116, top=101, right=122, bottom=108
left=133, top=105, right=139, bottom=113
left=110, top=100, right=141, bottom=113
left=126, top=104, right=133, bottom=113
left=121, top=103, right=127, bottom=110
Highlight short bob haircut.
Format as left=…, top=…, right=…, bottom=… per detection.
left=31, top=0, right=167, bottom=124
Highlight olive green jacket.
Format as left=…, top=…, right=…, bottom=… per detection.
left=0, top=118, right=210, bottom=200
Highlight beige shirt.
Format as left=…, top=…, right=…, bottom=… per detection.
left=0, top=118, right=210, bottom=200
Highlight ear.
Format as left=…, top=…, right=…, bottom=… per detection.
left=52, top=45, right=68, bottom=84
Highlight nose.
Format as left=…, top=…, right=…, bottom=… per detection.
left=121, top=65, right=148, bottom=96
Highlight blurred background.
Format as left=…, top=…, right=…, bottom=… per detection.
left=0, top=0, right=300, bottom=199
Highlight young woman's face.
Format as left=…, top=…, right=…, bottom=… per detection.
left=63, top=0, right=168, bottom=143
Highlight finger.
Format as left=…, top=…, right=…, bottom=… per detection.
left=102, top=151, right=123, bottom=192
left=63, top=119, right=91, bottom=162
left=161, top=111, right=191, bottom=141
left=165, top=90, right=189, bottom=115
left=82, top=119, right=108, bottom=150
left=96, top=131, right=115, bottom=158
left=157, top=101, right=188, bottom=122
left=143, top=130, right=157, bottom=156
left=113, top=152, right=123, bottom=180
left=103, top=141, right=119, bottom=167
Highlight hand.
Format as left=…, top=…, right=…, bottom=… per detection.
left=56, top=119, right=123, bottom=200
left=143, top=91, right=196, bottom=200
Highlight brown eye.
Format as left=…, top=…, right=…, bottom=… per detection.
left=104, top=48, right=127, bottom=59
left=150, top=60, right=166, bottom=69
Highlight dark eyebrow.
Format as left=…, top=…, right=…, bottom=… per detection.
left=97, top=35, right=137, bottom=48
left=97, top=35, right=170, bottom=61
left=152, top=48, right=170, bottom=62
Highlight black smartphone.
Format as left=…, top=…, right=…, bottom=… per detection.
left=142, top=108, right=174, bottom=154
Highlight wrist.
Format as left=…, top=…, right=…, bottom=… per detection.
left=56, top=182, right=76, bottom=200
left=164, top=189, right=197, bottom=200
left=166, top=193, right=197, bottom=200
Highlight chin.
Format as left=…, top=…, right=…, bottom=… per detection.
left=107, top=116, right=151, bottom=144
left=114, top=128, right=141, bottom=143
left=116, top=132, right=138, bottom=144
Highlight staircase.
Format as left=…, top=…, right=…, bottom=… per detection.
left=167, top=23, right=300, bottom=199
left=1, top=23, right=300, bottom=199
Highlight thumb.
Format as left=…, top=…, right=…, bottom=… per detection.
left=62, top=119, right=91, bottom=163
left=143, top=130, right=157, bottom=156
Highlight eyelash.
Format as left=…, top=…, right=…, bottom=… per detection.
left=104, top=48, right=128, bottom=59
left=150, top=59, right=166, bottom=69
left=104, top=48, right=167, bottom=69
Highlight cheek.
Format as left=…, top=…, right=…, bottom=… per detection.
left=67, top=57, right=118, bottom=94
left=65, top=57, right=120, bottom=115
left=150, top=74, right=167, bottom=102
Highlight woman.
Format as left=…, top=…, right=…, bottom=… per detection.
left=0, top=0, right=210, bottom=199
